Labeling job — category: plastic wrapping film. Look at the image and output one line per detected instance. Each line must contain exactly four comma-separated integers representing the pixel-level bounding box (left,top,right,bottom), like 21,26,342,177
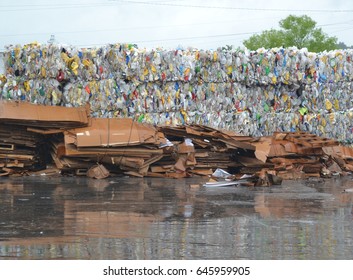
1,43,353,142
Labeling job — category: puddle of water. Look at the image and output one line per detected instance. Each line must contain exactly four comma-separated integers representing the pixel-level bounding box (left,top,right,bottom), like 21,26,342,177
0,176,353,259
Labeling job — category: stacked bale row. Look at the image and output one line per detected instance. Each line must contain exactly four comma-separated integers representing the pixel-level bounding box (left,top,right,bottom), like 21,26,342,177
1,43,353,141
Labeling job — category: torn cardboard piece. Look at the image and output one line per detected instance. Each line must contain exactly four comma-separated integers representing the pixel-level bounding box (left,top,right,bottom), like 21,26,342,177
87,164,110,179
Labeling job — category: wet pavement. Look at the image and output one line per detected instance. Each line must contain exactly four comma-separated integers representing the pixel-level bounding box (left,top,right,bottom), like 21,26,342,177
0,175,353,260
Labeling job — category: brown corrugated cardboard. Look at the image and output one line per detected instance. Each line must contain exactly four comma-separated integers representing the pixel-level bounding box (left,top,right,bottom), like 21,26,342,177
1,99,351,181
253,138,271,163
177,142,195,154
66,118,159,147
0,100,89,127
87,164,110,179
323,146,353,159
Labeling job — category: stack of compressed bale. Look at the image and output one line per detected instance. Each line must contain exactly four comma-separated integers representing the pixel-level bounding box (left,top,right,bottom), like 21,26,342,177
1,43,353,142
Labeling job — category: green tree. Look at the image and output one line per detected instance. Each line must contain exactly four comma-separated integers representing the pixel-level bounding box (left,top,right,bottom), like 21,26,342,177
243,15,338,52
337,41,353,49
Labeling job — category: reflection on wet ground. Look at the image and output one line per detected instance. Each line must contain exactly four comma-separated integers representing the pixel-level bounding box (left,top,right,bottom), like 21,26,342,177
0,175,353,259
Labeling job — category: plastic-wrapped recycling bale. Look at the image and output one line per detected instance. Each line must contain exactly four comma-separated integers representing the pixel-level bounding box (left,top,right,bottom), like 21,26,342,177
3,76,353,120
0,77,62,105
5,43,65,79
4,43,120,81
5,44,353,85
0,75,6,94
4,42,353,143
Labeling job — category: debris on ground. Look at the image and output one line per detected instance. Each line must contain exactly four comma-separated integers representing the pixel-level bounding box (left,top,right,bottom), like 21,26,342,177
1,100,353,185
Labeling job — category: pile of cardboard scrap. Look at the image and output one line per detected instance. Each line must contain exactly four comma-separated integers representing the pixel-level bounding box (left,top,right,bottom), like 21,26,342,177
0,123,44,176
0,100,89,176
321,146,353,175
252,132,343,180
155,124,262,178
3,100,353,184
50,123,353,182
49,122,270,180
50,118,167,178
157,124,280,185
157,126,353,185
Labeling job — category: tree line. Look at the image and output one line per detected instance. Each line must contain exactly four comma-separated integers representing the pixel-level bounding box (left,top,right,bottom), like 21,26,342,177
243,15,352,52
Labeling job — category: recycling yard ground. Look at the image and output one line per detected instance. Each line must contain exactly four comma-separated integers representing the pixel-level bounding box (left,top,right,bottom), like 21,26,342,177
1,175,353,260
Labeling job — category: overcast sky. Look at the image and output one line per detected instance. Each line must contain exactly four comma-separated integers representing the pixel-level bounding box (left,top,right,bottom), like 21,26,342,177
1,0,353,51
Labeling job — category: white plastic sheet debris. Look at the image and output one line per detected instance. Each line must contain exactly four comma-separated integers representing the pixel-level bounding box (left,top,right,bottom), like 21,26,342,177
2,43,353,142
212,168,234,180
